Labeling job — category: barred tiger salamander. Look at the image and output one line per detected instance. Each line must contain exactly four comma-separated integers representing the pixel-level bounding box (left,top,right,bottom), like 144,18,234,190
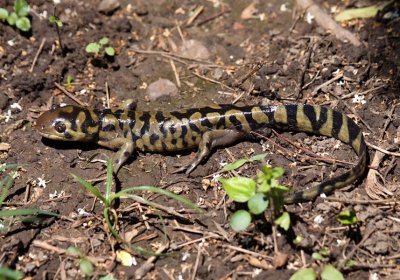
35,101,367,204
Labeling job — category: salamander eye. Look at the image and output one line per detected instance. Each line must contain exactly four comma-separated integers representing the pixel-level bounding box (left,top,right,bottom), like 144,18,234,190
54,121,66,133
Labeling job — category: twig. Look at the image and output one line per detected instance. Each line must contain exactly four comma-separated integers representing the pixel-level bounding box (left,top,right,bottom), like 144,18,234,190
186,5,204,26
192,71,234,91
54,82,86,106
296,37,315,99
232,62,263,88
380,101,399,140
270,129,355,166
105,81,110,108
169,59,181,88
134,243,169,279
339,228,376,269
311,71,343,96
190,242,203,280
324,197,398,205
126,194,190,221
222,244,274,261
295,0,361,46
252,131,355,167
340,85,386,100
366,141,400,157
195,8,230,27
131,47,233,68
30,38,46,73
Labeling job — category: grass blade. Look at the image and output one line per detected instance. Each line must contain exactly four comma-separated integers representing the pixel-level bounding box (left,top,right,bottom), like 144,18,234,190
105,159,113,204
0,208,59,217
0,175,15,206
112,186,203,213
71,173,106,203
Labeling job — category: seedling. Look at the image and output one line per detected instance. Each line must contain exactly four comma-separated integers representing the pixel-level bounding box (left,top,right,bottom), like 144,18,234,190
0,164,59,233
72,160,201,250
0,0,31,32
336,209,358,225
219,154,290,232
85,37,115,57
0,266,23,280
289,264,345,280
66,246,94,277
49,9,65,54
64,75,74,91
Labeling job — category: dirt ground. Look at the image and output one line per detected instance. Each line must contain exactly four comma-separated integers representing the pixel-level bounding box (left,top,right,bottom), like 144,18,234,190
0,0,399,279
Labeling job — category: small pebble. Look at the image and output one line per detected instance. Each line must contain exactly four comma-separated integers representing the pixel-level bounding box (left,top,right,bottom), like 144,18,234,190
98,0,120,13
146,79,178,101
177,39,211,60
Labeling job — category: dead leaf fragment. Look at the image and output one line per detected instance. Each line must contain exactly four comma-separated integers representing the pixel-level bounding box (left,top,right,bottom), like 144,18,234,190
241,1,258,20
273,252,288,268
0,142,11,151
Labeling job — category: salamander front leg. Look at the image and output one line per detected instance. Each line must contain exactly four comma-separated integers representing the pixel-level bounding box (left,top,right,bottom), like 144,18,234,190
173,129,246,174
112,140,135,174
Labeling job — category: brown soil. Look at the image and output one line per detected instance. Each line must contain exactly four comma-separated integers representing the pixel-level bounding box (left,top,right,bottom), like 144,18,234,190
1,0,399,279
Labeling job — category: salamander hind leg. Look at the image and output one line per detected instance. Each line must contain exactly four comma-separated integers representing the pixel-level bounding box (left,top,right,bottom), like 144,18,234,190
173,129,246,174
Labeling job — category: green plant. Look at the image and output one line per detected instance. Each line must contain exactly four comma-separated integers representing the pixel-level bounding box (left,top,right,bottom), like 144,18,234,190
49,10,65,54
336,209,358,225
0,164,59,233
219,155,290,232
49,15,62,27
0,0,31,32
66,246,94,277
289,264,345,280
72,160,202,245
0,266,23,280
64,75,74,90
85,37,115,57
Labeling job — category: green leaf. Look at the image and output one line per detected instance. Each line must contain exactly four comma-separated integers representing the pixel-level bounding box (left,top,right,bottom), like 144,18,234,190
14,0,29,17
85,42,101,54
336,209,358,225
0,208,59,218
105,47,115,56
249,153,268,162
271,167,284,179
16,17,31,32
230,210,251,232
99,275,117,280
66,75,73,85
0,8,9,20
0,175,15,206
219,177,256,203
79,258,94,276
270,185,288,211
311,252,323,260
334,5,381,22
247,192,268,215
274,212,290,231
7,12,18,26
105,159,113,206
293,235,304,245
222,159,249,171
99,37,109,45
345,260,357,267
0,266,23,280
49,15,63,27
66,246,82,257
71,173,106,203
321,265,344,280
113,186,203,213
289,268,317,280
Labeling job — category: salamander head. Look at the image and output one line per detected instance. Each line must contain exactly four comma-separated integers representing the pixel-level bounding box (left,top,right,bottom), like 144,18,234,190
35,105,100,142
